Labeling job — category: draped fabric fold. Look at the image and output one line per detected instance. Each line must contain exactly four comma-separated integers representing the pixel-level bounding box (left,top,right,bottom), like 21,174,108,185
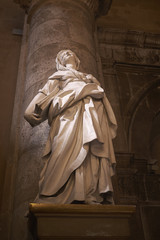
31,69,117,204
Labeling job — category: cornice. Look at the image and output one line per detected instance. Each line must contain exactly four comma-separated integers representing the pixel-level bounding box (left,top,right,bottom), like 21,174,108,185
14,0,112,16
98,28,160,49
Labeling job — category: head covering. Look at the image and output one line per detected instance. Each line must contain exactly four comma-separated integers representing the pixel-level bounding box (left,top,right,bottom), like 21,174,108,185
56,50,80,71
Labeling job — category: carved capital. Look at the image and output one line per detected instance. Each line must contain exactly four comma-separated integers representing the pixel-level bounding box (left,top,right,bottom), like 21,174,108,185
82,0,112,17
14,0,112,16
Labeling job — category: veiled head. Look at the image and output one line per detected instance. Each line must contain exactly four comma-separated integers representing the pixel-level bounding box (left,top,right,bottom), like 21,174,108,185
56,50,80,71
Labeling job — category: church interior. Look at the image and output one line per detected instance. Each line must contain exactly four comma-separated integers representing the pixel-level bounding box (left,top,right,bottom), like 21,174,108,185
0,0,160,239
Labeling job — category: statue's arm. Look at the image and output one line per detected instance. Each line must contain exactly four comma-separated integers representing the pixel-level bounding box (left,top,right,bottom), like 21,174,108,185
24,92,47,127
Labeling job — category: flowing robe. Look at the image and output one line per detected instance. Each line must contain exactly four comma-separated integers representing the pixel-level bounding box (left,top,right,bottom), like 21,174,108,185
31,70,117,204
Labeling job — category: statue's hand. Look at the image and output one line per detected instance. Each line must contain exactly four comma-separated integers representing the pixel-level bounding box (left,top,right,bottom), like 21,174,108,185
86,74,100,85
86,74,93,79
24,92,48,127
24,112,43,127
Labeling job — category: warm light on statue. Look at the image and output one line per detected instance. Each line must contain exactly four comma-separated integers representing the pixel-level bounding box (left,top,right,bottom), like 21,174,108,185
24,49,117,204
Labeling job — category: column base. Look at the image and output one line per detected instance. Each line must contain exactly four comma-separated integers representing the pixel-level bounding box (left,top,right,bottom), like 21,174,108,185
29,203,136,240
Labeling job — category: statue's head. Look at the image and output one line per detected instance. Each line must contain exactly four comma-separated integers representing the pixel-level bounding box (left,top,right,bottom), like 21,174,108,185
56,50,80,71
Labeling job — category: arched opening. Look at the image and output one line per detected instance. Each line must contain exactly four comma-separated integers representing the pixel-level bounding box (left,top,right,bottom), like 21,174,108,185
129,85,160,165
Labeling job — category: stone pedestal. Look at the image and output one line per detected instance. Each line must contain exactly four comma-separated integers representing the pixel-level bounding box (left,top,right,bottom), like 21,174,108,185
29,203,136,240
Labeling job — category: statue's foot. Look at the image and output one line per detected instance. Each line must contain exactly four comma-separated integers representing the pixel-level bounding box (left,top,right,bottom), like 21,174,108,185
85,199,101,205
100,191,114,205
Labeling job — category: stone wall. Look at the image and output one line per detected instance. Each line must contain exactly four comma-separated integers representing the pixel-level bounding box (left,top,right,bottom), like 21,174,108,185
98,27,160,240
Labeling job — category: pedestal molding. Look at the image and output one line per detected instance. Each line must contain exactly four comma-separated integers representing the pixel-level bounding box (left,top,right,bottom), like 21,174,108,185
29,203,136,215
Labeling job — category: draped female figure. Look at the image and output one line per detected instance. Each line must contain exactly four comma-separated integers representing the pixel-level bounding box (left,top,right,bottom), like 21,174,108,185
24,50,117,204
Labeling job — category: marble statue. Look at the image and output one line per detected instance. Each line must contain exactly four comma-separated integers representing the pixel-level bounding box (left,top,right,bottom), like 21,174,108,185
24,49,117,204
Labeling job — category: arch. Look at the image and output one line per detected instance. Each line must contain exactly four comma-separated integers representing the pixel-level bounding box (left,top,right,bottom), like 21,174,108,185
127,77,160,156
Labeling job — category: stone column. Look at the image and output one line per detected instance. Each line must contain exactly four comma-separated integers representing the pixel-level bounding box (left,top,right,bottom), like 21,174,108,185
7,1,112,239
